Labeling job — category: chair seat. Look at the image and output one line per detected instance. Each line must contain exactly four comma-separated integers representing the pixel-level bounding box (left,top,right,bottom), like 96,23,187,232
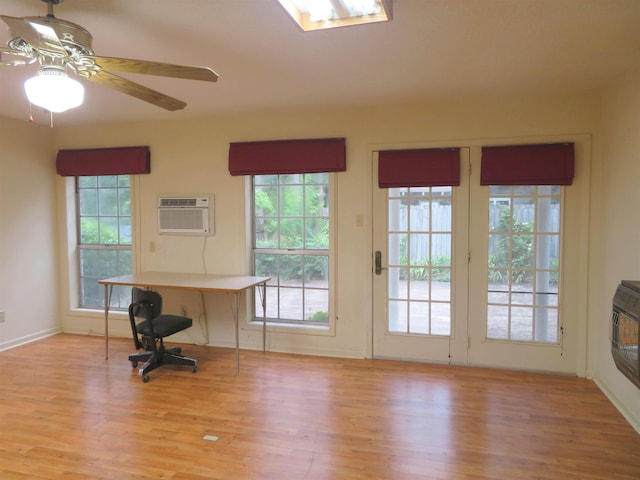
136,314,192,338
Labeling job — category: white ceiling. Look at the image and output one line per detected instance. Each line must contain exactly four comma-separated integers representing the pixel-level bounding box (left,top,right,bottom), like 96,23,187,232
1,0,640,127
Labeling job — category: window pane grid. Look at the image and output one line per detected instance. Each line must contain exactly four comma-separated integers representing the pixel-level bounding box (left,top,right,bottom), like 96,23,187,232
253,174,330,325
487,185,561,343
77,175,132,309
387,186,453,336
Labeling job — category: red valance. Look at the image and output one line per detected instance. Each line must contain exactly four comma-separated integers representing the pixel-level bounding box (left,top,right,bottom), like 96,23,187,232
481,143,574,185
56,146,151,176
378,148,460,188
228,138,346,175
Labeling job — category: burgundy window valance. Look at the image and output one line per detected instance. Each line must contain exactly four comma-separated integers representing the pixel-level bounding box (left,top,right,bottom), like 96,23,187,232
378,147,460,188
481,143,574,186
56,146,151,176
228,138,346,175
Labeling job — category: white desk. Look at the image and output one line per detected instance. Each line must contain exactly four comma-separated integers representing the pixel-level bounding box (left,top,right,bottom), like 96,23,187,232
99,272,270,374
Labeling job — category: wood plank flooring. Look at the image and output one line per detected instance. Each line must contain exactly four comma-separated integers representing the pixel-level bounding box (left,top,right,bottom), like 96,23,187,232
1,334,640,479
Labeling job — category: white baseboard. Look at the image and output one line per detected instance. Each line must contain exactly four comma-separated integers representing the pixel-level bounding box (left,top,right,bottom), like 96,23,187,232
0,327,62,352
593,376,640,435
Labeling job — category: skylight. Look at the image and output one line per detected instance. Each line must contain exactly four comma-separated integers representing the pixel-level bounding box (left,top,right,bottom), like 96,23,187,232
276,0,392,31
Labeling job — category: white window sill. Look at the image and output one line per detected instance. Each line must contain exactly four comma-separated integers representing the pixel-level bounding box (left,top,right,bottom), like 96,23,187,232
245,319,334,336
67,307,128,319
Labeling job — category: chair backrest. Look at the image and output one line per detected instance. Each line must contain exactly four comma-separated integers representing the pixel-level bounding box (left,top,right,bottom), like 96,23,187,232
130,287,163,320
129,287,163,349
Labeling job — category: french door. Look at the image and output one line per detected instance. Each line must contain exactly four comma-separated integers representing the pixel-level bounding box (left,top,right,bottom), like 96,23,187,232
372,149,470,364
372,146,580,374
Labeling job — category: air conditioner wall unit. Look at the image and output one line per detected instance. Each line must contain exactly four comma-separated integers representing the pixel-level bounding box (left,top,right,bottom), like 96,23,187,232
157,196,212,235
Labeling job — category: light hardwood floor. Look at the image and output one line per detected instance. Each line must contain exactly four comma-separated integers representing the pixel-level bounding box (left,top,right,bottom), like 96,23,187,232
1,334,639,479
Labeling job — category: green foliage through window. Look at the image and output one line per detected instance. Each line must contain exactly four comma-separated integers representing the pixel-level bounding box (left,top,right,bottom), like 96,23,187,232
488,208,534,284
253,173,330,324
77,175,132,309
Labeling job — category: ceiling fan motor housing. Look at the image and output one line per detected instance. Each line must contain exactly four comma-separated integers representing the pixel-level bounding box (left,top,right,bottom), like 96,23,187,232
8,16,94,57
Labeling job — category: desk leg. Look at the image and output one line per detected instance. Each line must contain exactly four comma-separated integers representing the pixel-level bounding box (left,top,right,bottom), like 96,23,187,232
233,291,240,374
261,282,267,353
104,284,113,360
199,291,210,345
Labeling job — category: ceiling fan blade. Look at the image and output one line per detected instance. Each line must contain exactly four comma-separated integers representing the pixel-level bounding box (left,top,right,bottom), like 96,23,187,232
84,55,218,82
87,69,187,111
0,15,67,56
0,58,27,67
0,47,33,66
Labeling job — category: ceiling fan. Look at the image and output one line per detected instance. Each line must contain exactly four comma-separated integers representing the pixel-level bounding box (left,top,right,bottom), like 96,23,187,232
0,0,218,113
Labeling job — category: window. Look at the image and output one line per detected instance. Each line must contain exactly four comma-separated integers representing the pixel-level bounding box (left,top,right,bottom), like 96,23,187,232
387,186,453,335
77,175,132,309
487,185,561,343
252,173,330,324
276,0,392,31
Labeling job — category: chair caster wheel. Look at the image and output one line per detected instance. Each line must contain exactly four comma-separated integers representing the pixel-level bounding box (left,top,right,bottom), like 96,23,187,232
192,366,197,373
142,374,150,383
131,361,138,368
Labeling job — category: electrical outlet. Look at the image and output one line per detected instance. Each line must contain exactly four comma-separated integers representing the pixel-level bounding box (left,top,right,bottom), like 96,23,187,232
180,305,187,317
0,311,5,323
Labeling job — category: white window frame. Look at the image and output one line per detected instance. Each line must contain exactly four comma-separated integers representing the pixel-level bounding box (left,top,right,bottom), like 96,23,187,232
63,175,140,314
486,185,563,344
386,186,454,337
76,174,133,310
247,174,336,336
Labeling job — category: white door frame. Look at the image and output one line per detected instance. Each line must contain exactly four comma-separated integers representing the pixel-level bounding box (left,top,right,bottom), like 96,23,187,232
368,135,590,376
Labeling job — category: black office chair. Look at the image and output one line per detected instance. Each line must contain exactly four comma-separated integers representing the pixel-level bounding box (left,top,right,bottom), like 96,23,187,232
128,287,197,382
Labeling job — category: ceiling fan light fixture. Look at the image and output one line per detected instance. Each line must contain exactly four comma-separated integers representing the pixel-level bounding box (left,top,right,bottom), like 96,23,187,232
24,67,84,113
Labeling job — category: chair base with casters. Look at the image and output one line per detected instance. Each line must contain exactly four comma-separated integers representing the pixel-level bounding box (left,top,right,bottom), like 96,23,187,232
128,287,198,383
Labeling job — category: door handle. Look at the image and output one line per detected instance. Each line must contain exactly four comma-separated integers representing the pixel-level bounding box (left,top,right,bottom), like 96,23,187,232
375,251,383,275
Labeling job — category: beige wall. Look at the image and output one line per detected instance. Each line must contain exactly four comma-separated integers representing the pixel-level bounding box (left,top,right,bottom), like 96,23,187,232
52,92,598,361
0,118,58,349
589,67,640,429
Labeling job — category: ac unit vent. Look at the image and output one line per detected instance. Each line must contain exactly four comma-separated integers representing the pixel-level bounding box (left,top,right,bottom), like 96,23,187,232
158,196,212,235
160,197,207,208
